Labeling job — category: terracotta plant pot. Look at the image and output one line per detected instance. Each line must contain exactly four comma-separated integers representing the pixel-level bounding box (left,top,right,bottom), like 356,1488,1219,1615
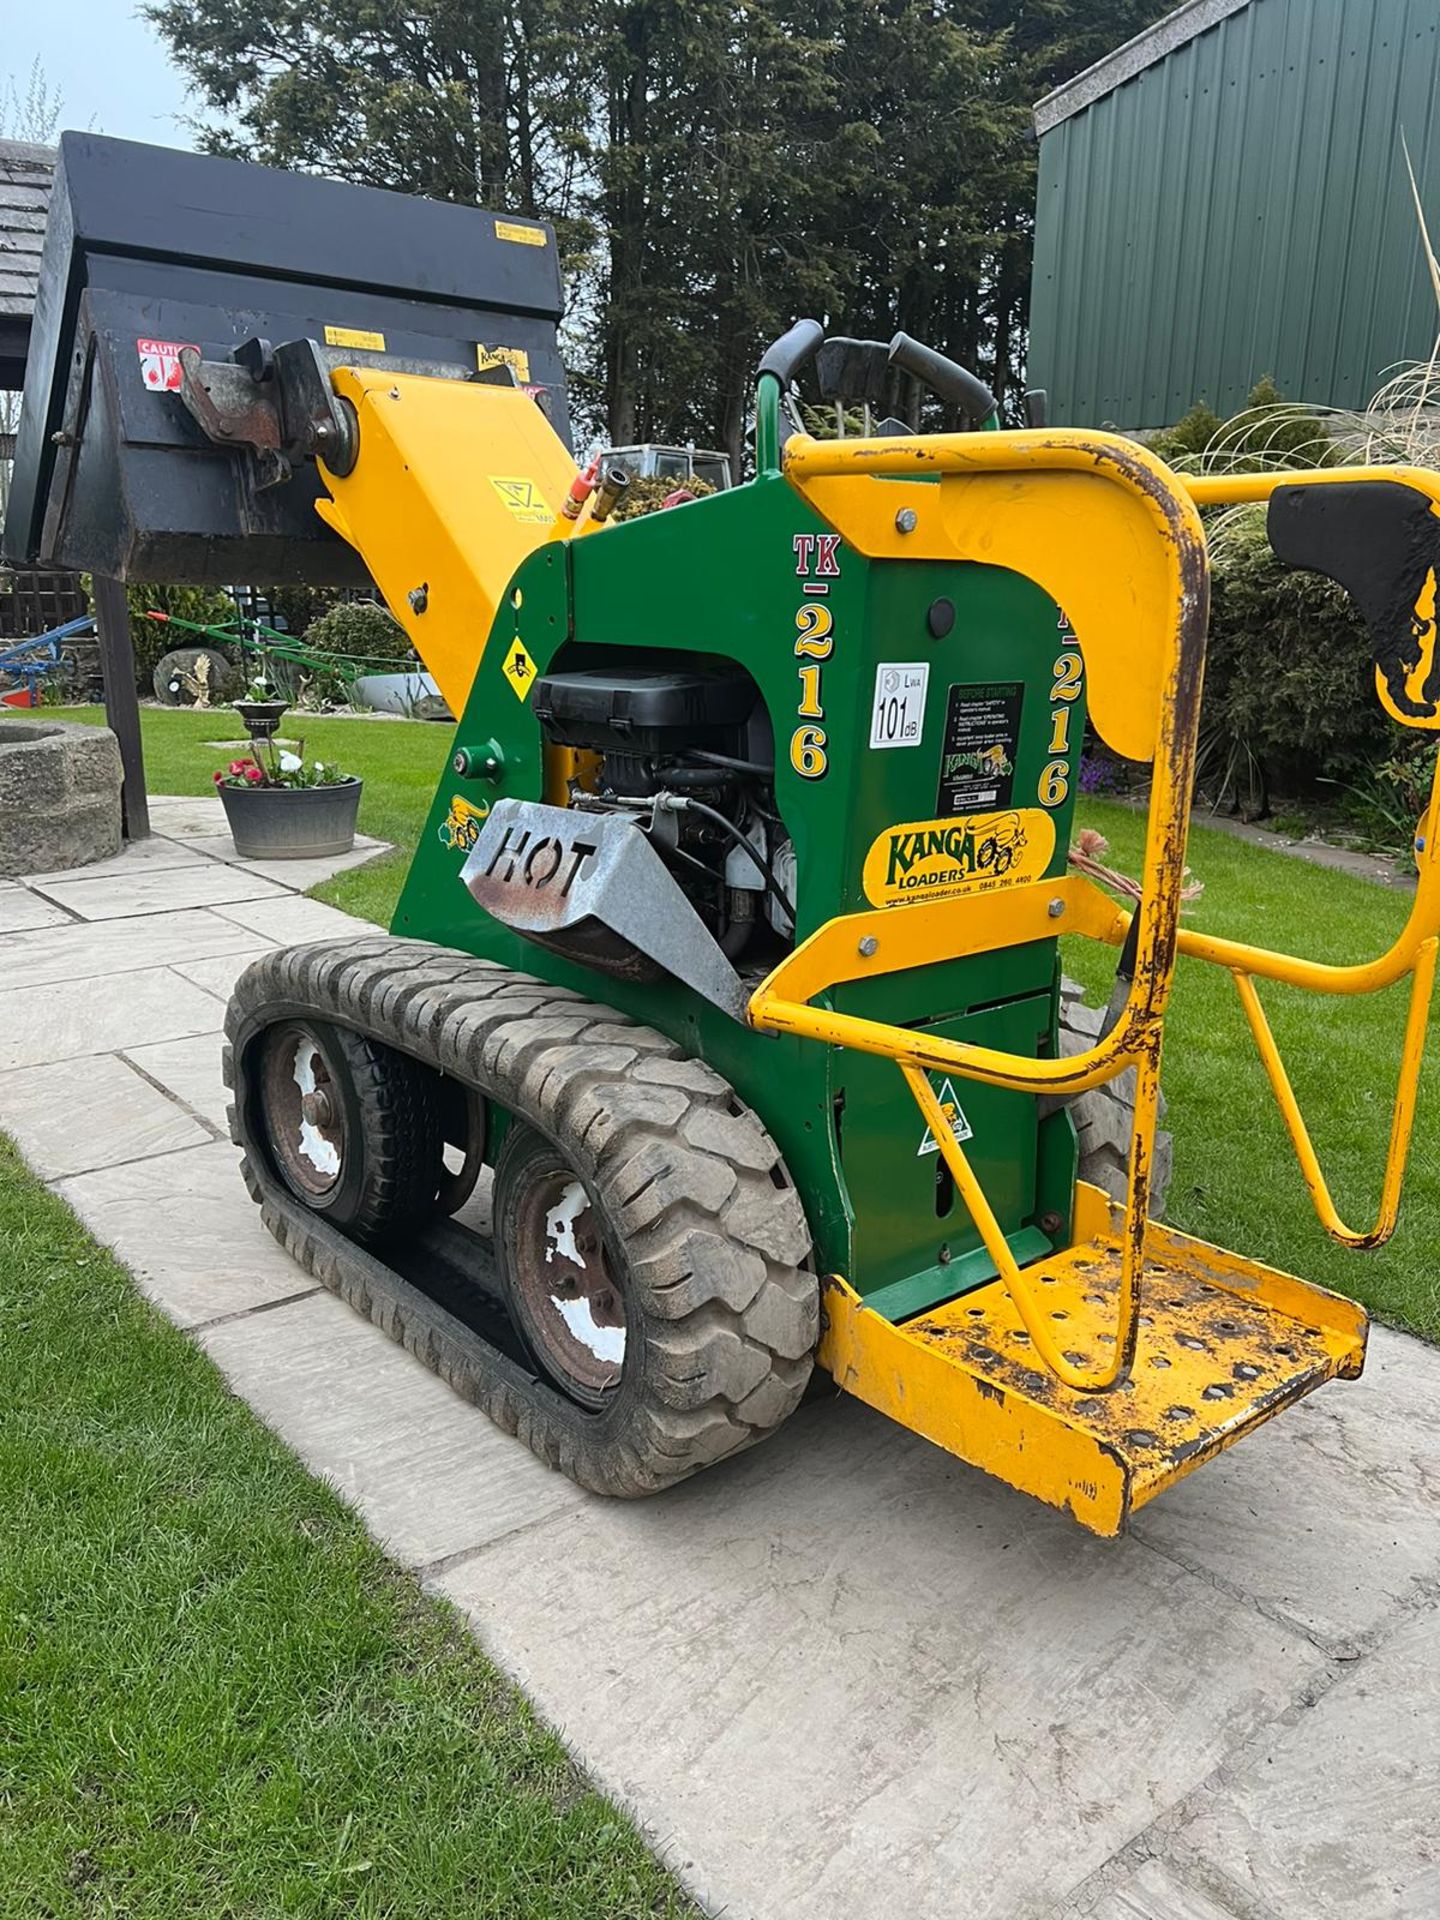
218,777,362,860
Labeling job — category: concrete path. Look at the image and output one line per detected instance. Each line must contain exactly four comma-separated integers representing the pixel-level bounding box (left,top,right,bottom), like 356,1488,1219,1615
3,804,1439,1920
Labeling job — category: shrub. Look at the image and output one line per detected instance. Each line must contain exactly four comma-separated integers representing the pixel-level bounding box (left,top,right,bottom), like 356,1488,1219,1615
126,583,238,693
263,584,343,636
303,599,413,666
1146,400,1225,470
1199,506,1387,809
1147,382,1368,814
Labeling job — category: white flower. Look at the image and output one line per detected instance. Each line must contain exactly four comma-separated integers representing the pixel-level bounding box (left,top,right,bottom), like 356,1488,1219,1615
312,760,325,772
279,751,302,773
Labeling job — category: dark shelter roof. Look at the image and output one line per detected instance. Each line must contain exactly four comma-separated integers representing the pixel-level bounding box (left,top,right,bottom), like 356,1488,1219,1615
0,139,56,390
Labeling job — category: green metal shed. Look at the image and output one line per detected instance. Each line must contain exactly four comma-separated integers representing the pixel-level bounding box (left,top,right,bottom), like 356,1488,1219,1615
1029,0,1440,429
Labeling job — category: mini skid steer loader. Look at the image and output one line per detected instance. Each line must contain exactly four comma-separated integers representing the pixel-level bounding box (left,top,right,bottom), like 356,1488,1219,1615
12,139,1440,1536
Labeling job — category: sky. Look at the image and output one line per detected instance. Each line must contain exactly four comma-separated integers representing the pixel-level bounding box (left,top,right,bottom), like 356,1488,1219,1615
4,0,197,150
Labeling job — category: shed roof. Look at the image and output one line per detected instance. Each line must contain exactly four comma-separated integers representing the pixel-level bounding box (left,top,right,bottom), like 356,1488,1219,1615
1035,0,1254,133
0,139,55,320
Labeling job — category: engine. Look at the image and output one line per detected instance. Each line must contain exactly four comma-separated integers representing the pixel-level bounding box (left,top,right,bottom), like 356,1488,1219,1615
531,658,795,968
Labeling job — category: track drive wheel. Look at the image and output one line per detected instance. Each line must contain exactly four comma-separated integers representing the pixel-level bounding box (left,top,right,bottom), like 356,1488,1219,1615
482,1049,819,1496
252,1016,442,1242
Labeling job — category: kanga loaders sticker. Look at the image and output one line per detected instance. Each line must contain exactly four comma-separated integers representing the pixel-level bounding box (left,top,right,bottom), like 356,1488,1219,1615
862,808,1055,907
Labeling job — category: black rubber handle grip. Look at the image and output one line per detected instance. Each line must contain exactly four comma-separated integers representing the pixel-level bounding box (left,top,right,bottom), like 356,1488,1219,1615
888,331,998,423
757,318,825,387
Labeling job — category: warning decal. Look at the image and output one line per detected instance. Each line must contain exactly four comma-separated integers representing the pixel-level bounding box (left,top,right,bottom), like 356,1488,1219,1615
490,476,552,525
324,324,386,352
495,220,547,247
935,680,1023,817
137,338,198,392
917,1076,974,1156
502,640,539,701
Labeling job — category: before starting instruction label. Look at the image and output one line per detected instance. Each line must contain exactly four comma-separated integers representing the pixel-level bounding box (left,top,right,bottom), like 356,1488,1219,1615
935,681,1023,816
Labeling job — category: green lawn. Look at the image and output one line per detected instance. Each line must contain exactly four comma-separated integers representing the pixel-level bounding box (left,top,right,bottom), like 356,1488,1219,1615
0,1135,690,1918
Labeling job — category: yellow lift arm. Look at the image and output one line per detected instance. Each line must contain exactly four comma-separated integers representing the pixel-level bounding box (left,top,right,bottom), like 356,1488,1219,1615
313,368,579,715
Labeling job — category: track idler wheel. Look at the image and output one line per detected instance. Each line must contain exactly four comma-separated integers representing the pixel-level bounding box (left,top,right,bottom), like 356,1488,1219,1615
254,1016,443,1241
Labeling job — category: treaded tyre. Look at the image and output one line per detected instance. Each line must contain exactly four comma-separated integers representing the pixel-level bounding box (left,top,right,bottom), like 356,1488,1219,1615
250,1015,443,1242
226,938,819,1497
1057,978,1172,1217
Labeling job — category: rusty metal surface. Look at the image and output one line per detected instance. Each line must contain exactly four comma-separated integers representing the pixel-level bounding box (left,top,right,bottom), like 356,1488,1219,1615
907,1233,1365,1511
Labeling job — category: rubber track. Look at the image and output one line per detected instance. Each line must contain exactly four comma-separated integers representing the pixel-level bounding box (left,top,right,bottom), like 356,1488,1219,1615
224,936,818,1497
1058,979,1173,1217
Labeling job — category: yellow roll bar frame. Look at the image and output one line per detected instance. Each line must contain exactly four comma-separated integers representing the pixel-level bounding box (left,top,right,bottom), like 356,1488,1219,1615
750,441,1440,1388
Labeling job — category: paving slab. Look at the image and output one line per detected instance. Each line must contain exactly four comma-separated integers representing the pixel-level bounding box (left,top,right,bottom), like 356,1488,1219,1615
0,889,72,933
169,948,276,1005
56,1139,317,1327
182,832,390,891
200,1290,583,1567
144,795,239,838
20,836,207,884
1108,1599,1440,1920
1132,1327,1440,1646
1085,1859,1254,1920
30,863,290,921
0,965,223,1070
436,1395,1322,1920
212,894,382,943
123,1032,231,1132
0,909,274,991
0,1053,211,1177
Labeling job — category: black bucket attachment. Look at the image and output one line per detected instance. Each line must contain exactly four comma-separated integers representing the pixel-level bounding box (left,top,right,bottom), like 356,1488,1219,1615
2,133,570,585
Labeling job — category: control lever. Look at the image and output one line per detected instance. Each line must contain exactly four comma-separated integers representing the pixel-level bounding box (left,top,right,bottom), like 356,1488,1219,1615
757,318,825,389
888,332,999,427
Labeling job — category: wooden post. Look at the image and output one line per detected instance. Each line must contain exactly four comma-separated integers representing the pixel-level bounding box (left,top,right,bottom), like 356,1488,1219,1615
90,573,150,840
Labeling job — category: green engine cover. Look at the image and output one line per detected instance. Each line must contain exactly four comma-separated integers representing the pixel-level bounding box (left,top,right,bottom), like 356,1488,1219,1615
396,473,1088,1319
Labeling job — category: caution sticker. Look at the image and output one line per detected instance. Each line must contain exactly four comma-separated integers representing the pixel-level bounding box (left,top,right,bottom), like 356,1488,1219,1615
495,219,547,247
136,338,198,392
490,476,552,524
324,324,386,352
502,640,538,701
477,344,532,382
917,1076,974,1156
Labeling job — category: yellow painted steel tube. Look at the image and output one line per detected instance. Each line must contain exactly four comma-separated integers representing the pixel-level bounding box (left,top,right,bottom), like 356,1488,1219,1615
903,1042,1163,1391
1175,826,1440,993
1182,463,1440,508
1231,938,1438,1249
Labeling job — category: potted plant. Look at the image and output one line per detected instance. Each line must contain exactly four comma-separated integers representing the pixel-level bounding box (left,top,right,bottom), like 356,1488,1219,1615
232,670,290,741
213,736,362,860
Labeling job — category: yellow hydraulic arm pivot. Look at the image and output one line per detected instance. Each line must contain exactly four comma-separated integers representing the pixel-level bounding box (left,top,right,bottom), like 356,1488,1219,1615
312,368,579,715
